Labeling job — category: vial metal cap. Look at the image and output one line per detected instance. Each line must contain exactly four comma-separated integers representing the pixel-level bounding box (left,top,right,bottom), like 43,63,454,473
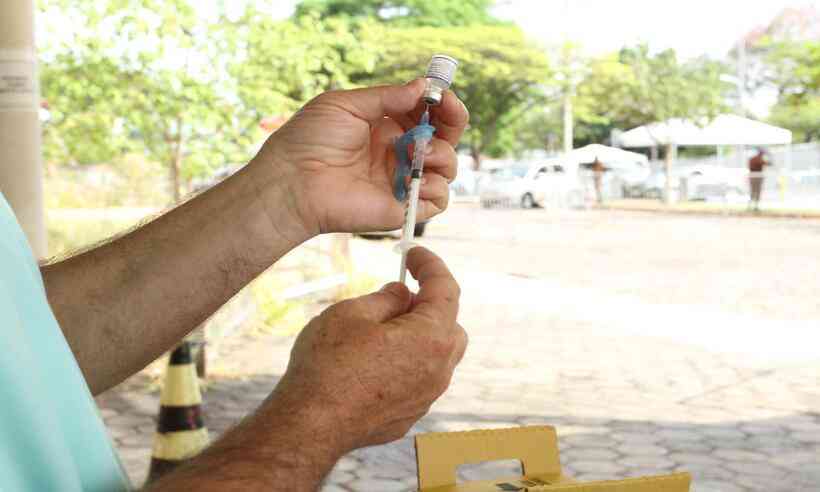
423,55,459,105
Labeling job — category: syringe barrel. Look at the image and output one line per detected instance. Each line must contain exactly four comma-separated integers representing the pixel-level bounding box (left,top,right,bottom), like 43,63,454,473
410,137,431,172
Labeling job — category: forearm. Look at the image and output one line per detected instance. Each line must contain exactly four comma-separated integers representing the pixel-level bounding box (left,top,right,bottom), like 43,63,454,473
144,387,342,492
42,158,313,394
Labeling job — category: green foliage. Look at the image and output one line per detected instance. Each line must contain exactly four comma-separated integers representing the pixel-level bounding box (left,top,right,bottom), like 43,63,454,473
363,24,551,165
506,45,731,151
39,0,742,184
615,45,730,133
765,41,820,142
250,273,308,336
39,0,255,202
295,0,498,27
46,212,141,258
232,12,381,118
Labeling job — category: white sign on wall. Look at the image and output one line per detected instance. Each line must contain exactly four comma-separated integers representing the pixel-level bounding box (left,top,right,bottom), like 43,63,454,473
0,49,38,112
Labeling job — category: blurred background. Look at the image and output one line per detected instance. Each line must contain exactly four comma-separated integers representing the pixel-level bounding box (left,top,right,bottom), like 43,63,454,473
12,0,820,490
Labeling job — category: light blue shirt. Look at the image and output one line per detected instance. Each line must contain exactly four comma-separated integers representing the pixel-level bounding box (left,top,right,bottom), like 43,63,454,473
0,193,130,491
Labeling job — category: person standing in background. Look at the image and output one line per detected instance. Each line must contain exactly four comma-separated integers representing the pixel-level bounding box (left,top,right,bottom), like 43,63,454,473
591,156,606,205
748,148,770,212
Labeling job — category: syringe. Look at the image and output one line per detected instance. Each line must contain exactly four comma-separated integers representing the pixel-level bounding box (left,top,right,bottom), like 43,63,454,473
398,109,432,284
395,54,458,284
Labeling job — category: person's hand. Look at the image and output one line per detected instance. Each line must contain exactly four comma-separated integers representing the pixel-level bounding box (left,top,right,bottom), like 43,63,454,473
267,247,467,454
256,80,469,235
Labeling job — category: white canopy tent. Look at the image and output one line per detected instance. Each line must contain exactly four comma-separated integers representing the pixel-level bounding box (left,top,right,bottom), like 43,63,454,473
615,115,793,203
565,144,649,170
616,114,792,147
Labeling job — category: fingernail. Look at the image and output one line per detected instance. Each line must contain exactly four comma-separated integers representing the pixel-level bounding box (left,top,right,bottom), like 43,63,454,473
421,177,428,185
424,144,434,155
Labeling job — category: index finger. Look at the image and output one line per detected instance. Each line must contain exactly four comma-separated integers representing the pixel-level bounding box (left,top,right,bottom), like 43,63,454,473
406,247,460,325
429,90,469,147
395,88,469,146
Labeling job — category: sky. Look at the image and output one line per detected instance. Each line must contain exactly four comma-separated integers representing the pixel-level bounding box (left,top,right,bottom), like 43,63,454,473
492,0,820,59
264,0,818,115
269,0,819,59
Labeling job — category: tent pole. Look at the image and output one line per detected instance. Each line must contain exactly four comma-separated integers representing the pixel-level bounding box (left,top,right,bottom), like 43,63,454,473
664,143,676,205
0,0,46,257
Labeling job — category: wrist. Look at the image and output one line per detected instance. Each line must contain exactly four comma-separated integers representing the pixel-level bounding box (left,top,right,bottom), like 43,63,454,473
245,151,319,246
253,384,348,475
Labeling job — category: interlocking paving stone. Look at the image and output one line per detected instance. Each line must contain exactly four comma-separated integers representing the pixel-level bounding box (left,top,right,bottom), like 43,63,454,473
96,209,820,492
346,478,409,491
616,443,668,456
693,480,745,492
562,448,619,461
618,455,676,469
570,461,626,474
712,449,769,462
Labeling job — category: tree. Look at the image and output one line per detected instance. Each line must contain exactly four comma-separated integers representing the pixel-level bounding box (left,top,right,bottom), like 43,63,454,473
619,46,730,201
361,24,551,168
230,12,381,121
287,0,551,168
766,41,820,142
39,0,253,203
294,0,498,27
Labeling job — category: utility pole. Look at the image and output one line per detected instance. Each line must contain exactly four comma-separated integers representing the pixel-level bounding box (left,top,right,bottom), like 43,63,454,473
562,90,573,153
736,35,748,168
561,0,573,153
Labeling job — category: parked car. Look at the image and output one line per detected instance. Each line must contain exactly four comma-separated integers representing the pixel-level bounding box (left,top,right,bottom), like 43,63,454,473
685,165,746,201
479,163,556,209
617,167,653,198
642,165,745,201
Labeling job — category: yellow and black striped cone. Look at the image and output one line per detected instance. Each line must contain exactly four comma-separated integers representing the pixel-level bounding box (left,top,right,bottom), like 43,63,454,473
145,341,209,484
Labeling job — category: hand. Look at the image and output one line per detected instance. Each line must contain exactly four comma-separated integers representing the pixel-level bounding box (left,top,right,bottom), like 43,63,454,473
257,80,469,235
268,247,467,454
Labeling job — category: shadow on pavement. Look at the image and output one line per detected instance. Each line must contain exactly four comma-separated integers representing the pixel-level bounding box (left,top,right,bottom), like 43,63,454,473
98,374,820,492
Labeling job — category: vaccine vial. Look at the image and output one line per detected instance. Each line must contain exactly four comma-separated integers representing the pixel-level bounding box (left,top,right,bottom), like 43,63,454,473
422,55,459,106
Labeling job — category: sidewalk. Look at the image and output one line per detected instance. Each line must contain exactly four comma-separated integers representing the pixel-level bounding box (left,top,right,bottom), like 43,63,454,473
97,272,820,492
600,199,820,219
97,208,820,491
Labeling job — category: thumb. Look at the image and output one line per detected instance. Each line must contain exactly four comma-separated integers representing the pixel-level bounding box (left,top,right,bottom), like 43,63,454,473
351,282,413,323
318,79,425,126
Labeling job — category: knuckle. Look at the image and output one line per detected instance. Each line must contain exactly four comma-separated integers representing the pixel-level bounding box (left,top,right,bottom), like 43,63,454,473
313,90,339,104
447,281,462,302
387,421,414,442
428,331,457,358
430,370,452,397
460,325,469,350
322,300,351,322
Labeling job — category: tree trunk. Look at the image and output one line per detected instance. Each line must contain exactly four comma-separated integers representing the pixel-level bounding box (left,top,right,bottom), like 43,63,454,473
664,143,674,205
562,92,573,153
169,126,184,204
470,145,481,171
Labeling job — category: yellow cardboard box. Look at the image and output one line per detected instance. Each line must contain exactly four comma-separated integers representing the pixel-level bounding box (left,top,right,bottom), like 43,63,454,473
415,426,690,492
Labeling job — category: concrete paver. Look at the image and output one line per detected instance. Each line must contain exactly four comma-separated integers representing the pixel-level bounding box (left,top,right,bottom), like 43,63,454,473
96,207,820,491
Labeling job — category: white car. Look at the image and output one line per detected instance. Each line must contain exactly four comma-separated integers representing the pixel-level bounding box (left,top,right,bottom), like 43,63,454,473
643,165,745,201
685,165,746,201
478,164,545,209
479,162,581,209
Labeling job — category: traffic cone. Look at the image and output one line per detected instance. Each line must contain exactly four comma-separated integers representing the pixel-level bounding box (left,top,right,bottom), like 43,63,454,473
145,341,209,484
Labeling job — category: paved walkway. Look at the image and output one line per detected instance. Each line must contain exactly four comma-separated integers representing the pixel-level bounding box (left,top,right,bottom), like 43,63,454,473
97,208,820,491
